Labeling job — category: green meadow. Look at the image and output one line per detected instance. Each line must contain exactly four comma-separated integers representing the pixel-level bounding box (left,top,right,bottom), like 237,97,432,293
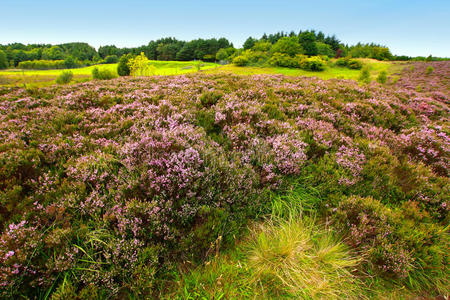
0,60,220,86
0,58,405,87
206,58,405,80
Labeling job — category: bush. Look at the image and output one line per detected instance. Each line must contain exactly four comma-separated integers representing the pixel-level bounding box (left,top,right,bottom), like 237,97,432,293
333,196,414,278
335,58,348,67
117,54,133,76
425,65,434,75
299,56,326,71
232,50,268,67
18,60,67,70
92,67,117,80
359,66,371,83
347,59,363,69
268,53,300,68
55,71,73,84
335,58,363,69
64,56,78,68
376,70,388,84
232,55,248,66
105,55,119,64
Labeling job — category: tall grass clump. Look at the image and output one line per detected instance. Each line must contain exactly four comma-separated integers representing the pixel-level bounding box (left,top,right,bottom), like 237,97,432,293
376,70,388,84
55,71,73,84
247,203,361,299
171,196,364,299
92,67,117,80
359,66,371,84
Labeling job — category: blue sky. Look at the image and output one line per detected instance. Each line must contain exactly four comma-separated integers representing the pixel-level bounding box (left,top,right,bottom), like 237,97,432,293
2,0,449,57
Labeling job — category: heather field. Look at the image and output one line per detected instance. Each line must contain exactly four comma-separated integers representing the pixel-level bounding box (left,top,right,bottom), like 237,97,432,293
0,62,449,298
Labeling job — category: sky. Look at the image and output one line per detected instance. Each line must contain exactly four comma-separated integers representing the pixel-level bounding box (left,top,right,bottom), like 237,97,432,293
1,0,449,57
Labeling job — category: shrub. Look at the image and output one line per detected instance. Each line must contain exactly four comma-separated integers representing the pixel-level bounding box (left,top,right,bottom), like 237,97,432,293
105,55,119,64
376,70,388,84
18,60,67,70
128,52,150,76
335,57,348,67
92,67,117,80
359,66,371,83
299,56,326,71
334,58,363,69
425,65,434,75
117,53,133,76
232,55,248,66
333,196,414,278
55,71,73,84
347,59,363,69
64,56,78,68
268,53,299,68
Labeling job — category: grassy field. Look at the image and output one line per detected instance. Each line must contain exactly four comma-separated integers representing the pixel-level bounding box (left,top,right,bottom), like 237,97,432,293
0,60,220,87
206,58,405,80
0,58,404,87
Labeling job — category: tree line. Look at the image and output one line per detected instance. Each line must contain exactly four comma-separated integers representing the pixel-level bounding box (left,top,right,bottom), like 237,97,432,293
0,31,447,70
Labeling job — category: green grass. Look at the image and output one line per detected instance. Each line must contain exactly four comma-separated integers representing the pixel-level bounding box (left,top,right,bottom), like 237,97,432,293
0,60,220,87
166,194,364,299
165,190,424,300
206,58,405,81
0,58,404,87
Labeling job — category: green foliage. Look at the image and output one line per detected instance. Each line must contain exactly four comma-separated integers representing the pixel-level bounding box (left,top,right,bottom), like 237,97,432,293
170,198,363,299
104,55,119,64
18,60,68,70
252,41,272,52
333,196,449,293
243,37,257,50
232,50,268,66
0,50,8,69
232,55,249,66
55,71,73,84
425,65,434,75
216,47,236,62
128,52,150,76
199,91,223,107
117,54,133,76
359,66,371,83
298,31,318,56
348,43,392,60
316,42,335,57
376,70,388,84
299,56,326,71
335,58,363,69
271,37,303,57
268,53,300,68
63,56,77,68
92,67,117,80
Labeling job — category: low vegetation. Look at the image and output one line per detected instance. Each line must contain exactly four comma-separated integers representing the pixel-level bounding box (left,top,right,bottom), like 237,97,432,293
0,60,448,298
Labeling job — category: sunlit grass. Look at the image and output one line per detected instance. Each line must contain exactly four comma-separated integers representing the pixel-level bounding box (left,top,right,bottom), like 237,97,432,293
206,58,406,81
0,60,220,87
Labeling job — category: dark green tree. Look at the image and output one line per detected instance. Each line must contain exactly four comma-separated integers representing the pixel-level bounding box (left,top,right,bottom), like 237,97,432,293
299,31,318,56
117,54,133,76
243,37,257,50
0,50,8,69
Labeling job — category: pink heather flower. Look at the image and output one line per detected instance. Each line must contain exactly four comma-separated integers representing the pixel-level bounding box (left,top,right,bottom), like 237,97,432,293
5,251,15,259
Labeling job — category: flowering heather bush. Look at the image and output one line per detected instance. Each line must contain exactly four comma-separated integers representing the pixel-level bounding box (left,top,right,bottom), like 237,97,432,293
0,62,449,297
